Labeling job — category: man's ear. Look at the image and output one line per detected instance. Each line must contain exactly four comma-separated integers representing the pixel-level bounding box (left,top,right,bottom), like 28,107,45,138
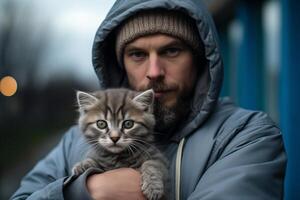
133,89,154,111
76,91,98,111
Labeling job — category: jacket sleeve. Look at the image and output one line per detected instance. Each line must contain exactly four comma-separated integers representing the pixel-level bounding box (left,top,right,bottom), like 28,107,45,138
10,126,94,200
187,121,287,200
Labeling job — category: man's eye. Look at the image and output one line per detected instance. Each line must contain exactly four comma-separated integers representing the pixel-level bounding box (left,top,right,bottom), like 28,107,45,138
164,48,181,57
129,51,147,61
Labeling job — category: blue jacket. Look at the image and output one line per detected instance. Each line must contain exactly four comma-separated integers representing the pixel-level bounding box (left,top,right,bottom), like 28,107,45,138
11,0,286,199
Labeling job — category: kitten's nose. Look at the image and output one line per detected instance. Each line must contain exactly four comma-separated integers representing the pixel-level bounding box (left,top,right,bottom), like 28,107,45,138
110,136,120,143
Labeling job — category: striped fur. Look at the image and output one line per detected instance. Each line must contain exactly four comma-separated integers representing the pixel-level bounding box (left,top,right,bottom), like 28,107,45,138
73,88,168,200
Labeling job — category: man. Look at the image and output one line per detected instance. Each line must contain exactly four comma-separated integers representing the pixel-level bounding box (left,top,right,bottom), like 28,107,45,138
11,0,286,199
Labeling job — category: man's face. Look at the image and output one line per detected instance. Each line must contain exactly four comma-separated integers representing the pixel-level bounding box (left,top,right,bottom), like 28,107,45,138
123,34,198,132
123,34,197,109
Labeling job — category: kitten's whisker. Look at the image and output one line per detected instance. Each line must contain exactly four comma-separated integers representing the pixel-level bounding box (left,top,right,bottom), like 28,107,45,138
131,138,156,148
131,142,152,160
132,137,162,147
86,144,99,155
126,144,135,156
131,140,149,149
130,144,149,160
73,139,99,156
130,137,151,144
129,144,138,153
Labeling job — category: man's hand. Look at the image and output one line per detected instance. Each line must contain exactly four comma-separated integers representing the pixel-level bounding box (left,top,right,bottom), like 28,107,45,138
86,168,147,200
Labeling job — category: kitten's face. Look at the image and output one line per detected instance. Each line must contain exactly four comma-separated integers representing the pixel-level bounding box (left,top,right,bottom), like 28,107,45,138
77,89,155,154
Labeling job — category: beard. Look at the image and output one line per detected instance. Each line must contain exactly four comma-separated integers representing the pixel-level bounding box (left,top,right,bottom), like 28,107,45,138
144,80,194,136
153,95,191,134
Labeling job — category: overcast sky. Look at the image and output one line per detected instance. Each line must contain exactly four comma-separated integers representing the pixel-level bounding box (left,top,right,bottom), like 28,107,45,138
22,0,116,87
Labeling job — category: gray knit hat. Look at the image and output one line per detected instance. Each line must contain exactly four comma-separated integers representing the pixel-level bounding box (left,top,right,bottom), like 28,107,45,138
115,10,201,65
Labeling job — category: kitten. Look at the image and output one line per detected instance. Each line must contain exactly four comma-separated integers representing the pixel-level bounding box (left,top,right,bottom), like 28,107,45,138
73,88,168,200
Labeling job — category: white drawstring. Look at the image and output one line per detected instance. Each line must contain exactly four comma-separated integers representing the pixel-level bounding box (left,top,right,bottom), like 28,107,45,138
175,137,185,200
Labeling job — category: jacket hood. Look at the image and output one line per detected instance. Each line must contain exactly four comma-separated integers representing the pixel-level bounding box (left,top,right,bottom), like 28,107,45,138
92,0,223,142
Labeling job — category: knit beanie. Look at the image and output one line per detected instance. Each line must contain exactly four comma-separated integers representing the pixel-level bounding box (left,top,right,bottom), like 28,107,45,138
115,10,201,65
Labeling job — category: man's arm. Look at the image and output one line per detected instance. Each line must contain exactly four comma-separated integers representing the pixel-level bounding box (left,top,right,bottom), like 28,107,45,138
11,126,146,200
187,122,286,200
10,126,93,200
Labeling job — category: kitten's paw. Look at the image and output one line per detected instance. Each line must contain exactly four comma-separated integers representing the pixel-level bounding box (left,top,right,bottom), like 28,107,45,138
72,162,85,176
72,158,97,176
141,178,164,200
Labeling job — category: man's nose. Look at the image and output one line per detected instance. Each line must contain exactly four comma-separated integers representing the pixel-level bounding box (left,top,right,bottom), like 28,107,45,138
146,54,164,80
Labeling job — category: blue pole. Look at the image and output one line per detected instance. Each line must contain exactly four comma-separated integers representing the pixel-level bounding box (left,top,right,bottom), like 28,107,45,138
280,0,300,199
236,1,264,110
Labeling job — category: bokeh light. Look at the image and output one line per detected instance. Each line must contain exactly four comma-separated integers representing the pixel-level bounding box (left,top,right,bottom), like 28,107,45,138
0,76,18,96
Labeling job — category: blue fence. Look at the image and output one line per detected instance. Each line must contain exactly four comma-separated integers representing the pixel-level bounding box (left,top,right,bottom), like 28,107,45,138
280,0,300,199
219,0,300,199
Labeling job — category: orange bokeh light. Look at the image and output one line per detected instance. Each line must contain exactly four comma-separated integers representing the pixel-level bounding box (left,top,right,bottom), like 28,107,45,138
0,76,18,96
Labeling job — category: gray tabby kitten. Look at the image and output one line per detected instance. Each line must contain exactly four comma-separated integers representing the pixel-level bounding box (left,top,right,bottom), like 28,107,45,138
73,88,168,200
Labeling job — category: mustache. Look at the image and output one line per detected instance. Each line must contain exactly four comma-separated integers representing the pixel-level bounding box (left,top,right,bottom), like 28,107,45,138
142,81,178,92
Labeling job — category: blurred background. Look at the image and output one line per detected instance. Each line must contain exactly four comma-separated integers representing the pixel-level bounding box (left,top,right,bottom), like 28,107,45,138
0,0,299,199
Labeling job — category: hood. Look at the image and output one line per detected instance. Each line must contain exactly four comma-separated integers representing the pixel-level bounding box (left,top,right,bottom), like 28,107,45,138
92,0,223,142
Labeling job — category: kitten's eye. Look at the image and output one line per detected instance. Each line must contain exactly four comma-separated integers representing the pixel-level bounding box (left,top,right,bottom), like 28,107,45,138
96,120,107,129
123,120,134,129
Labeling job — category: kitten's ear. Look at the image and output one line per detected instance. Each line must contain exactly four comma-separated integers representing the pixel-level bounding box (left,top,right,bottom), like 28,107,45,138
76,91,98,110
133,89,154,111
